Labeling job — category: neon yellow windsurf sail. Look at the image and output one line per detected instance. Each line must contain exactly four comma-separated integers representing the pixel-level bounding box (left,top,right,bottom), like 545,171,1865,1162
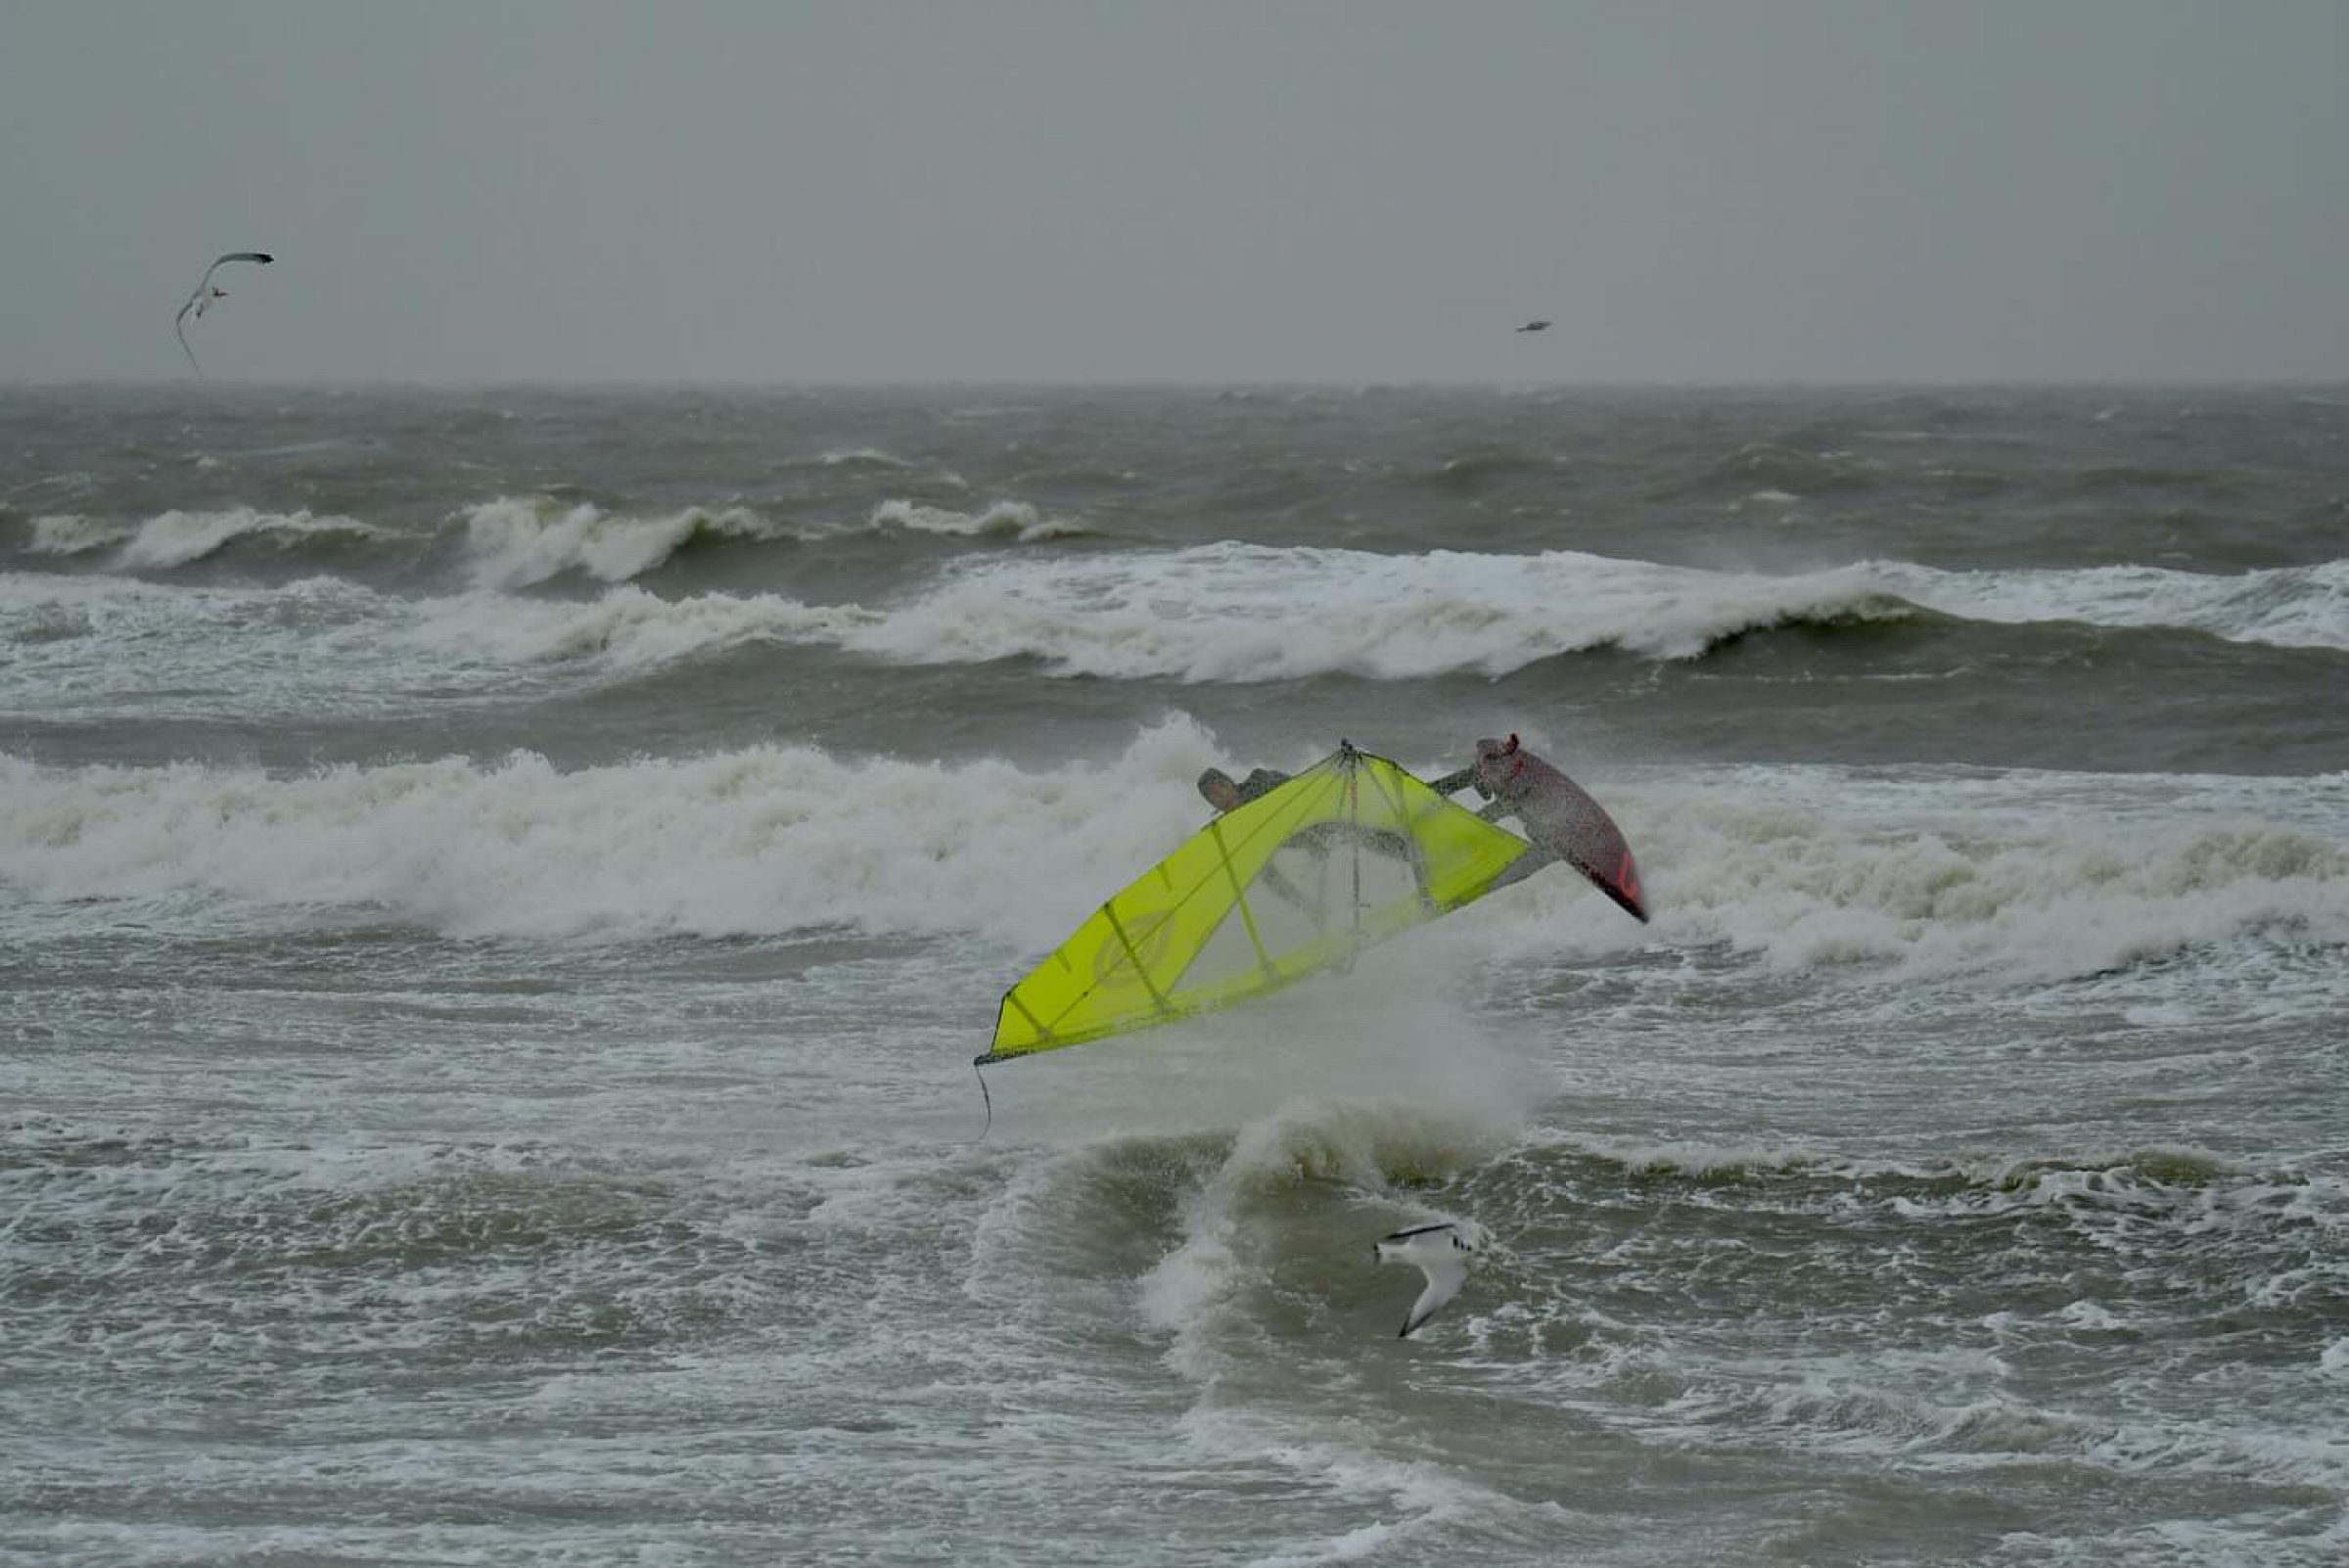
981,743,1533,1063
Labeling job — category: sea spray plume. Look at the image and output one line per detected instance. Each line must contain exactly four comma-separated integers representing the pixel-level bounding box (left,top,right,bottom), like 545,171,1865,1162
1132,1096,1517,1378
174,252,273,374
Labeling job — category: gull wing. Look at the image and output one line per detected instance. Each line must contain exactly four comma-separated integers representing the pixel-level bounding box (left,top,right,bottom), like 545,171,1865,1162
1376,1222,1473,1338
197,251,275,289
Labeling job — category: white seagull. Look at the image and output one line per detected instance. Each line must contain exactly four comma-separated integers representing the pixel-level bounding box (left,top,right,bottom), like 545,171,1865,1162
175,252,275,374
1373,1221,1480,1338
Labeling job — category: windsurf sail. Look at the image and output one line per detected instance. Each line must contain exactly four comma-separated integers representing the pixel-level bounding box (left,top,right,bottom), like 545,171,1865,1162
981,742,1534,1064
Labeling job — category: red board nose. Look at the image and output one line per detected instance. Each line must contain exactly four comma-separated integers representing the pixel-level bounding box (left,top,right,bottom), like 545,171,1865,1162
1615,853,1648,922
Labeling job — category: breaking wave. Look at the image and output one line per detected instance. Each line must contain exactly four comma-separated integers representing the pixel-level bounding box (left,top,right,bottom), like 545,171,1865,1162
451,495,788,588
400,547,2349,683
4,728,2340,978
441,492,1091,586
30,508,381,570
868,497,1094,542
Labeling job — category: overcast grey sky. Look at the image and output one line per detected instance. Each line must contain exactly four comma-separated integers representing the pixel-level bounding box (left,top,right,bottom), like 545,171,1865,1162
3,2,2343,384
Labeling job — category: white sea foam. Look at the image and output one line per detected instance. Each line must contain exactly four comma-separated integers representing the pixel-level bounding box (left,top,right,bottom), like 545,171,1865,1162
1590,790,2349,991
0,572,540,720
1135,1094,1515,1397
27,513,127,555
0,569,191,611
1171,1407,1514,1565
2,468,95,502
1263,1100,1499,1189
0,720,1237,945
815,446,915,468
405,580,860,669
1876,557,2349,653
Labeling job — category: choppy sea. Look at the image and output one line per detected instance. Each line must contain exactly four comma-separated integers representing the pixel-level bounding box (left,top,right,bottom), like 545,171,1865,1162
4,383,2346,1567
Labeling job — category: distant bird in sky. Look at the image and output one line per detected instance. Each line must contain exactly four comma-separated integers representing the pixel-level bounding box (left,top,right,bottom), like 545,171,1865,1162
1374,1221,1481,1338
175,252,274,374
1516,319,1551,333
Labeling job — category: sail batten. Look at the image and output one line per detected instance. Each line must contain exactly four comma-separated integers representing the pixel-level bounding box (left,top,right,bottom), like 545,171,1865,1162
980,745,1531,1063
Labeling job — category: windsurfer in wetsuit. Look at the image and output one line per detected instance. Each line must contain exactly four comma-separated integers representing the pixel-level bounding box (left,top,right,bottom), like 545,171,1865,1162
1195,766,1291,813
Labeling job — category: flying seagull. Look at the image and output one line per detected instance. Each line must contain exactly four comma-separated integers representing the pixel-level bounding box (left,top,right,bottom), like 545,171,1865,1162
1516,319,1551,333
1373,1221,1479,1338
175,252,274,374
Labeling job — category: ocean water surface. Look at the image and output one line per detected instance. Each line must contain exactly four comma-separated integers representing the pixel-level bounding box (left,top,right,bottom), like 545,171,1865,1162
4,383,2346,1566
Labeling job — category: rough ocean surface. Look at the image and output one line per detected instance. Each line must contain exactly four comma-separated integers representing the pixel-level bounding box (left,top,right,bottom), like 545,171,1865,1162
5,384,2346,1567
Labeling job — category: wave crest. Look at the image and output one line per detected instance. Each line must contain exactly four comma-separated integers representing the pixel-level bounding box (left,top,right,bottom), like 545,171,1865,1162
0,722,1245,946
869,497,1093,542
453,495,784,588
33,508,377,570
398,546,2349,689
1609,782,2349,983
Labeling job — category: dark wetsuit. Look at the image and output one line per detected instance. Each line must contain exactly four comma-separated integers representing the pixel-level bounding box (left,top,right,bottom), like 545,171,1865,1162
1229,767,1291,805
